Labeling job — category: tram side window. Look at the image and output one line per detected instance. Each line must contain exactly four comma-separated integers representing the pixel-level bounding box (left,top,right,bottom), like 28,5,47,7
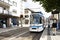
40,17,42,24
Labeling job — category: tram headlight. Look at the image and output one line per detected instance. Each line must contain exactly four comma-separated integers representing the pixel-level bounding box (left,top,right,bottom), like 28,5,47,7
39,26,42,28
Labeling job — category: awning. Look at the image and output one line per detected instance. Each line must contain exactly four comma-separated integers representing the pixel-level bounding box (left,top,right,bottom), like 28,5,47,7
0,14,19,18
52,10,59,14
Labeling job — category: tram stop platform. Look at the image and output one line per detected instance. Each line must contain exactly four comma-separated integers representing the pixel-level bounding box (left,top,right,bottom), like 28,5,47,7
39,27,60,40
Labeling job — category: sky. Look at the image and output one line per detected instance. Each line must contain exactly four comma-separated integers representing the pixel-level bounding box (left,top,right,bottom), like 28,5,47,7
24,0,51,18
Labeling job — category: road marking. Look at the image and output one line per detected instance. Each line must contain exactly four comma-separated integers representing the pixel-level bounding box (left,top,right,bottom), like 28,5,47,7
9,31,29,40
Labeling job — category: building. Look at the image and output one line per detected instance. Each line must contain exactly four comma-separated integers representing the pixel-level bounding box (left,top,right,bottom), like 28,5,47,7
0,0,22,28
52,10,59,20
0,0,13,28
20,8,32,27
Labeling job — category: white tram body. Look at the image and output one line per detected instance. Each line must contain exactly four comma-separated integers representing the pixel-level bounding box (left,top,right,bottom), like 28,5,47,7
30,12,44,32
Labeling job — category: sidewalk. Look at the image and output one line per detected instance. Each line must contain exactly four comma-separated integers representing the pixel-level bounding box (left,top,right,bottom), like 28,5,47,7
0,26,21,33
39,28,47,40
39,27,60,40
50,29,60,40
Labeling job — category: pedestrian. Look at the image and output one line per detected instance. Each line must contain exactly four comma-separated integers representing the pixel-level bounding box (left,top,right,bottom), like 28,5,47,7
52,19,57,35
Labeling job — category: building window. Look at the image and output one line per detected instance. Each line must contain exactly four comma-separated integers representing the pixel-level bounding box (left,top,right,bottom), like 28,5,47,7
22,0,27,2
13,9,17,13
25,15,29,18
0,0,4,1
25,19,29,24
25,10,29,13
13,1,17,6
8,0,10,2
3,8,5,10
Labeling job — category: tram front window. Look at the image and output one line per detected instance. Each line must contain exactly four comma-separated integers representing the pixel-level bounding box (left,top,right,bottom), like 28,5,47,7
30,17,42,24
31,18,40,24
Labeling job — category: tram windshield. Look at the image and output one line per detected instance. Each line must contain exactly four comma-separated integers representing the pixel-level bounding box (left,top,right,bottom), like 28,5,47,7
30,14,42,24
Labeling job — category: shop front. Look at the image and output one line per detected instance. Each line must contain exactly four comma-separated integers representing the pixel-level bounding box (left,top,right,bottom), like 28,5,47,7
0,18,7,28
12,18,19,27
0,14,19,28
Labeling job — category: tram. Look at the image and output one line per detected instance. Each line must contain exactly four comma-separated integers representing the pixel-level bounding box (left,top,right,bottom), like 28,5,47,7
30,12,45,32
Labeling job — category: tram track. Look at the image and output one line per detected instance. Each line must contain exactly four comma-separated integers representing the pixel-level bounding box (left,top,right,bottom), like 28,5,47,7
0,27,29,40
0,27,43,40
20,31,43,40
32,32,43,40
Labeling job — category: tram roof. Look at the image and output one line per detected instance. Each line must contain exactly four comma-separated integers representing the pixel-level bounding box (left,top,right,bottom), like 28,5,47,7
32,12,43,16
32,13,43,18
32,12,43,14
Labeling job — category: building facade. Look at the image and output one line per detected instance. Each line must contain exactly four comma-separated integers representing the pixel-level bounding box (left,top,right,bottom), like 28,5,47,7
22,9,32,27
19,8,32,27
0,0,22,28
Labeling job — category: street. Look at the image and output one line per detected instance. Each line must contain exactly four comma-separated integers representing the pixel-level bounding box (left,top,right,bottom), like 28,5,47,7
0,0,60,40
0,27,43,40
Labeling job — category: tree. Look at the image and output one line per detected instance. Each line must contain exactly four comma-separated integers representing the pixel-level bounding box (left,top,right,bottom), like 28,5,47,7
33,0,60,13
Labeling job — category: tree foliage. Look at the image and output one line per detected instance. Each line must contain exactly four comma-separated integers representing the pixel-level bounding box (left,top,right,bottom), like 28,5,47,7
33,0,60,12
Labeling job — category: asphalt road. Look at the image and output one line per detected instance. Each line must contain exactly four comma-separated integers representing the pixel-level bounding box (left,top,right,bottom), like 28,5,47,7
0,27,43,40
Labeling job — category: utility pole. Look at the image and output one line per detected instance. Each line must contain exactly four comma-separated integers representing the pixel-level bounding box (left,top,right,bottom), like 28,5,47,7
20,15,23,27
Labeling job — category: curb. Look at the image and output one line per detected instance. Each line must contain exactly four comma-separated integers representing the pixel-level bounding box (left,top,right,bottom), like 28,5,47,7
39,28,47,40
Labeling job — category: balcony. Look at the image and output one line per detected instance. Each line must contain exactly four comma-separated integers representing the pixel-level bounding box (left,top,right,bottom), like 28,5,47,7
0,7,18,18
0,9,14,18
0,7,11,16
0,0,13,7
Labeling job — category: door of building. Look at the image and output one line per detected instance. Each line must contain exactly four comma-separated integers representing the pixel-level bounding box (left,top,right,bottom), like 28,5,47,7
0,18,7,28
